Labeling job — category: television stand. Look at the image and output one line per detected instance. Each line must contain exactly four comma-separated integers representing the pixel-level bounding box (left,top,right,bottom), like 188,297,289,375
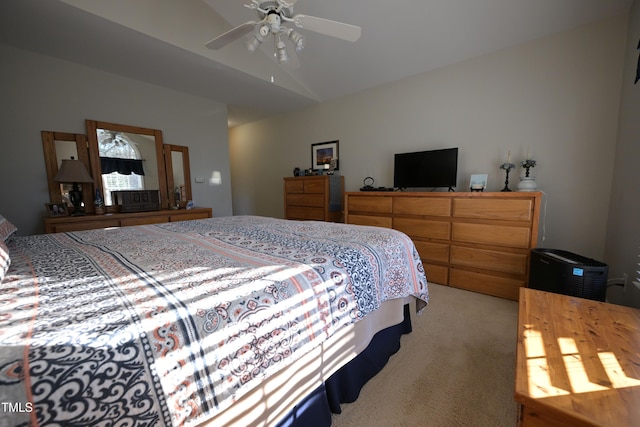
448,187,455,192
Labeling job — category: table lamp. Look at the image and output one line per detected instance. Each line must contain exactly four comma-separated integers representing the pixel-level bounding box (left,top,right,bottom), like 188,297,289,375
54,157,94,215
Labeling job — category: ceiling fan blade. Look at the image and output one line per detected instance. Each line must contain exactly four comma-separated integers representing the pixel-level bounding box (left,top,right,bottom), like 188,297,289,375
293,15,361,42
205,21,256,50
277,0,298,7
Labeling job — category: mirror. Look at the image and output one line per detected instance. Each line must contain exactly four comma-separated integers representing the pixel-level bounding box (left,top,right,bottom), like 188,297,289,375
41,131,94,213
86,120,167,211
164,145,192,208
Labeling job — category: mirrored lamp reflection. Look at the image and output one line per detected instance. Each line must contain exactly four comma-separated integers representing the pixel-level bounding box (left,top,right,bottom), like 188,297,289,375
54,157,93,215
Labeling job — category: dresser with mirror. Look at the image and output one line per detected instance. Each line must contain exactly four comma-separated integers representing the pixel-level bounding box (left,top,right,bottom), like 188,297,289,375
42,120,211,233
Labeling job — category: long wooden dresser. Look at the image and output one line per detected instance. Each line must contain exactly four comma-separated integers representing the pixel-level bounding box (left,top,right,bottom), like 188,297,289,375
44,207,212,233
344,191,542,300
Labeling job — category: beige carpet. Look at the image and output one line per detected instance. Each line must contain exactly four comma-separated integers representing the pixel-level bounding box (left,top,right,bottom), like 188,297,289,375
331,283,519,427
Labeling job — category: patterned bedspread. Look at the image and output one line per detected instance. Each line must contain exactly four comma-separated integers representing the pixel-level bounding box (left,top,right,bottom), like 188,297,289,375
0,216,428,426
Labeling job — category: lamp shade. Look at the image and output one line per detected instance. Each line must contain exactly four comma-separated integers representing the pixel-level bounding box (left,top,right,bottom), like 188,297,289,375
54,159,94,183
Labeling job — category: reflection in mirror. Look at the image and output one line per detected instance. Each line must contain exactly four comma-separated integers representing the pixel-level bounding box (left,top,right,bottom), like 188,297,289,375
171,151,185,203
54,140,79,207
164,145,192,208
97,129,157,205
86,120,167,211
41,131,93,212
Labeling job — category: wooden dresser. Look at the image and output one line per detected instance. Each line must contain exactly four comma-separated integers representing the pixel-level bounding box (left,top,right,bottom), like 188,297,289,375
515,288,640,426
44,207,212,233
344,191,542,300
283,176,344,222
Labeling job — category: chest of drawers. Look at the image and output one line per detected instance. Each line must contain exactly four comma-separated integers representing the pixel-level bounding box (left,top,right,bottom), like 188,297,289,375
283,176,344,222
345,191,542,300
44,207,213,233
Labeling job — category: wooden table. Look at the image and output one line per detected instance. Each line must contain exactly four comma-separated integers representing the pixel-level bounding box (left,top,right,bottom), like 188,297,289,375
515,288,640,426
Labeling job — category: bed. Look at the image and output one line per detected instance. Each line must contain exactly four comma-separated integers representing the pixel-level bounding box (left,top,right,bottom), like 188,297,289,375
0,214,428,426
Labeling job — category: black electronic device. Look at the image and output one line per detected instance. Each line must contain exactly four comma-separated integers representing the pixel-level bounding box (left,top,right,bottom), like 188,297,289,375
529,248,608,302
360,176,375,191
393,147,458,190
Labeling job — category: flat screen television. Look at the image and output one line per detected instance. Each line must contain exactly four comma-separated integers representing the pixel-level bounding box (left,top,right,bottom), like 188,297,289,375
393,147,458,190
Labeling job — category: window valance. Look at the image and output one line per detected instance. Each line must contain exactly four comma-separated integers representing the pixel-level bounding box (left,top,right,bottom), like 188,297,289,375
100,157,145,176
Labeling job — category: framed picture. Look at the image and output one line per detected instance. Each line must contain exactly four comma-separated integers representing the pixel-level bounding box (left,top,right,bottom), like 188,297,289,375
311,140,339,171
469,174,488,191
45,203,69,217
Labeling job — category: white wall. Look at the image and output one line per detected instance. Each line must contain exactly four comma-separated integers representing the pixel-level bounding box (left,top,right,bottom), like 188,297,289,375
0,44,233,236
230,15,628,262
605,1,640,307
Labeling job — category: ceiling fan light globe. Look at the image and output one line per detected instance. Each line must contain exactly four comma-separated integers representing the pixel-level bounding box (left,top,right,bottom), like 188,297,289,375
245,36,261,53
258,24,270,38
289,30,305,52
276,46,289,63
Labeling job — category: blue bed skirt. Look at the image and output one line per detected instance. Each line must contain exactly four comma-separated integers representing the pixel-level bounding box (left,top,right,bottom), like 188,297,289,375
276,304,413,427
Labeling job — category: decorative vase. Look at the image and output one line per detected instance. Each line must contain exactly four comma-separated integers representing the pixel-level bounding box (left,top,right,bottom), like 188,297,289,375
518,177,537,192
94,189,105,214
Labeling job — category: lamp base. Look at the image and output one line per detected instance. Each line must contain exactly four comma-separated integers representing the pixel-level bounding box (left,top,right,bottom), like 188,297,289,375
69,185,85,215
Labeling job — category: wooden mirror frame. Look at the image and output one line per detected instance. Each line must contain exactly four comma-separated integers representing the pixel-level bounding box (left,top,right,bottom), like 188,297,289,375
164,144,192,208
86,120,168,212
42,131,94,213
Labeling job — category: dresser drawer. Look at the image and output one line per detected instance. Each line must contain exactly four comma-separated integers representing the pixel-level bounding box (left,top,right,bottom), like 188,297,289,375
302,180,325,193
53,219,121,232
121,215,168,226
393,217,450,240
394,197,451,217
449,268,523,300
347,214,392,228
424,263,448,285
287,194,325,208
452,198,533,221
170,211,211,222
450,246,527,275
452,222,531,248
286,206,325,221
347,195,392,214
285,180,305,193
414,241,450,263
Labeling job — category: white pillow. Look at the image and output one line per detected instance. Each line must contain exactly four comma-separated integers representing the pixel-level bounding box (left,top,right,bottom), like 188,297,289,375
0,240,9,283
0,214,17,242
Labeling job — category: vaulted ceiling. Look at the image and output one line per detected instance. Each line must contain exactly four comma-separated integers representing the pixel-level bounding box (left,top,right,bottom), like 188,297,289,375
0,0,632,126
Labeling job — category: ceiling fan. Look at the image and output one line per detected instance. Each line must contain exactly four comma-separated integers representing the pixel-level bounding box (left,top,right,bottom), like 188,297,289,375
205,0,361,64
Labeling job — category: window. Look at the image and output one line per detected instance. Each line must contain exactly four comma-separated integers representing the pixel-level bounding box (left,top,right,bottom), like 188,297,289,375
97,130,144,205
